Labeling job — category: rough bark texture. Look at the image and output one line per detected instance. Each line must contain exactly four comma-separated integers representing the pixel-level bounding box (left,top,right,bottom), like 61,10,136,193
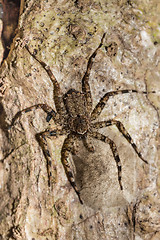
0,0,160,239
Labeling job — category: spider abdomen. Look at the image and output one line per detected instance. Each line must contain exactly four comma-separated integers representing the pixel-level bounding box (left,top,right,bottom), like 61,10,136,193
69,115,89,134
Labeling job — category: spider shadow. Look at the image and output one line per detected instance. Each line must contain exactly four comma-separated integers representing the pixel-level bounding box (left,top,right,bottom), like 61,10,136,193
72,137,128,210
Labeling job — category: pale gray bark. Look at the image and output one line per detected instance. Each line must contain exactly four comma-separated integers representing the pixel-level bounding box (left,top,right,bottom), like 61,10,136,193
0,0,160,239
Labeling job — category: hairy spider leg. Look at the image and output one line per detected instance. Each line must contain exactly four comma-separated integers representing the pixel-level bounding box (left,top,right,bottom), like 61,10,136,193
92,120,148,164
61,133,83,204
10,104,56,127
82,135,95,152
91,89,150,121
90,131,123,190
25,46,66,122
81,33,106,113
36,128,67,187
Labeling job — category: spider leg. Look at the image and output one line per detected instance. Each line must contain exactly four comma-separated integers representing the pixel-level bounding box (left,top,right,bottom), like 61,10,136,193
89,131,123,190
71,145,77,155
25,46,66,121
82,33,106,113
61,133,83,204
10,104,57,127
91,89,151,121
92,120,148,164
82,134,95,152
36,128,66,187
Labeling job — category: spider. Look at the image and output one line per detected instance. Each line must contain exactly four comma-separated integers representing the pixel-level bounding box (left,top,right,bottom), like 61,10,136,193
10,33,149,204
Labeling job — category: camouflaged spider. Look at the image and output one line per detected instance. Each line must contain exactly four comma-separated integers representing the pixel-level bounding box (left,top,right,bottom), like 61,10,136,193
11,33,149,204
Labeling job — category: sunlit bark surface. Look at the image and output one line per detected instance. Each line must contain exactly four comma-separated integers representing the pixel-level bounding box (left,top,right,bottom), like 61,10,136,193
0,0,160,239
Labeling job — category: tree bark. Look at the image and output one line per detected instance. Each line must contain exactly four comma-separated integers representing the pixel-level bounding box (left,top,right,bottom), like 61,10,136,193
0,0,160,239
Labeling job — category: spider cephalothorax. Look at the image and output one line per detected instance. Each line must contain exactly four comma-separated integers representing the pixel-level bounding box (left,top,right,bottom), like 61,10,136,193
11,33,149,204
63,89,90,135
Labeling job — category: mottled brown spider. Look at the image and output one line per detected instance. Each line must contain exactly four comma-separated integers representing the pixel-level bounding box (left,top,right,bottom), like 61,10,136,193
11,33,149,204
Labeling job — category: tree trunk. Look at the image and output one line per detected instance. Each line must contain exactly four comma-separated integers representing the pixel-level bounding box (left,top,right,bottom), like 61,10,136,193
0,0,160,239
